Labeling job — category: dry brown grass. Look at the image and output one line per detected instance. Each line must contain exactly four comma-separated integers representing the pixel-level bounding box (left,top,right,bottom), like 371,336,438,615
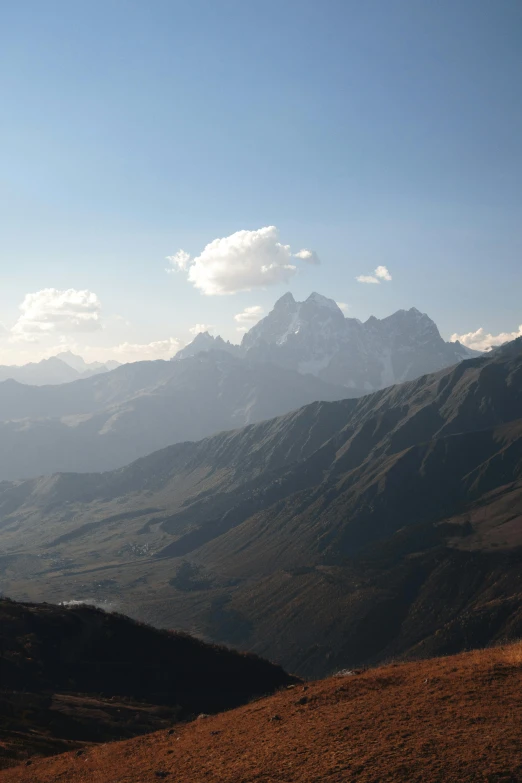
2,644,522,783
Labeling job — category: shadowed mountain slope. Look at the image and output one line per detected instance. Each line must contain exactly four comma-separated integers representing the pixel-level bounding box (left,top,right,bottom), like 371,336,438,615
0,340,521,677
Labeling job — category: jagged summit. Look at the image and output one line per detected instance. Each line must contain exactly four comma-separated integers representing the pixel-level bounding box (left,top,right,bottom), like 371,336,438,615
239,292,475,390
173,291,484,391
304,291,341,311
173,332,240,361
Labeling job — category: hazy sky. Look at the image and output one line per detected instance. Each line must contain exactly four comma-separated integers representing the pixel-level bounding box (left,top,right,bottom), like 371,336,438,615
1,0,521,363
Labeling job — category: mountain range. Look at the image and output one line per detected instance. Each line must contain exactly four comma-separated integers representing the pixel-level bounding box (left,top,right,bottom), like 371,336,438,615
1,337,521,677
176,292,480,390
0,293,480,481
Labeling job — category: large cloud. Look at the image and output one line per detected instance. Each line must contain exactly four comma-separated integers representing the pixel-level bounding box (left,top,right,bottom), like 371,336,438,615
11,288,102,342
356,265,392,284
166,226,320,295
450,325,522,352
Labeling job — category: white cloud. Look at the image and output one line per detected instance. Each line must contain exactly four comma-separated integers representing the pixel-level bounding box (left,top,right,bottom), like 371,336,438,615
375,265,392,281
189,323,214,335
11,288,102,342
111,337,182,362
336,302,349,313
450,325,522,352
293,249,320,265
166,226,319,295
234,305,264,325
356,265,392,284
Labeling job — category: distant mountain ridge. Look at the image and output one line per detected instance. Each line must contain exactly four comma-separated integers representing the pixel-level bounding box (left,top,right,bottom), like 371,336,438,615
0,352,120,386
175,292,481,391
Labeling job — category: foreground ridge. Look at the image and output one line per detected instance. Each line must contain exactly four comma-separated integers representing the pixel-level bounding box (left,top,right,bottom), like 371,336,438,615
2,643,521,782
0,599,297,770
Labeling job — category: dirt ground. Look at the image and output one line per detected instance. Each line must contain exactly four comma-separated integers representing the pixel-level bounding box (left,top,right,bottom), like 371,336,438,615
2,643,522,783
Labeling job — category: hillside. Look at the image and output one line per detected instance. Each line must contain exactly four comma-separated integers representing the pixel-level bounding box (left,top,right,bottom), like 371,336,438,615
0,598,296,770
0,340,521,677
2,643,521,782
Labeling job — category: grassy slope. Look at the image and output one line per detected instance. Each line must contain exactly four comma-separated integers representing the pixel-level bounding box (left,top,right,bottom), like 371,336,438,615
1,642,521,783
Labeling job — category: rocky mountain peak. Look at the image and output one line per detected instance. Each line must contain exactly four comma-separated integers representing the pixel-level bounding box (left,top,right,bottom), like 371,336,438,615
174,291,484,393
304,292,342,312
173,332,240,361
273,292,297,311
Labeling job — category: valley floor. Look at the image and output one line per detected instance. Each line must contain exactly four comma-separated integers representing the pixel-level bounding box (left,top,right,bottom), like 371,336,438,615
2,643,521,783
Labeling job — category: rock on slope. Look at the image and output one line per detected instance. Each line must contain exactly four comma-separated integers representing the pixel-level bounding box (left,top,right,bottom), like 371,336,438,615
2,643,521,783
0,598,297,770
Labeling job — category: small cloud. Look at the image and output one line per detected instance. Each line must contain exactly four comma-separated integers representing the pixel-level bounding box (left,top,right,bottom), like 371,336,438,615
234,305,264,325
336,302,349,313
293,249,320,265
450,325,522,352
166,226,319,296
189,323,214,336
375,265,392,281
10,288,102,343
356,265,392,285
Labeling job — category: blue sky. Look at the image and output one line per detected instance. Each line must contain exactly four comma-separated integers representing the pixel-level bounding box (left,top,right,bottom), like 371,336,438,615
1,0,521,361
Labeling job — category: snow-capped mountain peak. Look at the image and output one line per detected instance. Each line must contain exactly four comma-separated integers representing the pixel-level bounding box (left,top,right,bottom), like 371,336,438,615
174,292,482,392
